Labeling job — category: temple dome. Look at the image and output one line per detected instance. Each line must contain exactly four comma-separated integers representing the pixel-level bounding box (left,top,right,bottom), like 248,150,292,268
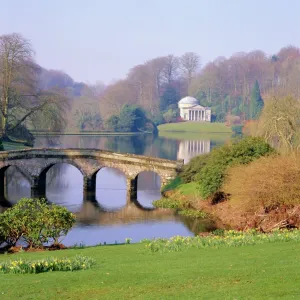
178,96,199,106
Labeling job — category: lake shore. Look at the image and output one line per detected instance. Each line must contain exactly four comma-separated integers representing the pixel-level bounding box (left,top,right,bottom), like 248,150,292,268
158,122,232,133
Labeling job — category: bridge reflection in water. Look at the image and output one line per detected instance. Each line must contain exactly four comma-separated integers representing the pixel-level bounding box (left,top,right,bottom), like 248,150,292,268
177,139,211,163
0,161,216,245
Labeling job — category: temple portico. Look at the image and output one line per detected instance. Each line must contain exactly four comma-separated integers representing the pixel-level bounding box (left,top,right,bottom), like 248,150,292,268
178,96,211,122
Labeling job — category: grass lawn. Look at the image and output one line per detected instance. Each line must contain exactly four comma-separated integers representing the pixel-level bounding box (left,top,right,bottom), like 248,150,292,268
158,122,232,134
0,241,300,299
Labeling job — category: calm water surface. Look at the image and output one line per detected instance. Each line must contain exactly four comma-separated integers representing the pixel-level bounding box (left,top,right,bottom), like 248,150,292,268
1,134,229,246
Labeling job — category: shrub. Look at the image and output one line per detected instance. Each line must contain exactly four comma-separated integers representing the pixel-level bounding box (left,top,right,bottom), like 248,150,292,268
161,176,182,193
195,137,275,199
178,209,207,219
0,255,95,274
153,197,191,210
223,154,300,212
231,125,243,135
180,154,210,183
0,198,75,248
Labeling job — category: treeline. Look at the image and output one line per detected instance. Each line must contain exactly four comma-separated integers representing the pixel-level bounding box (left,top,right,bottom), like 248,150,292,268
100,46,300,124
2,32,299,139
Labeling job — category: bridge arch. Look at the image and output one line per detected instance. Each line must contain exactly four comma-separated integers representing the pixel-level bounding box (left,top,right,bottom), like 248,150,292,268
0,164,32,200
38,160,86,178
91,166,127,209
34,161,86,198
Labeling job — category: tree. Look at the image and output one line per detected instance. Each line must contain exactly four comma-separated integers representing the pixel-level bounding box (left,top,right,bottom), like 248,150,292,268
257,96,300,153
180,52,200,85
250,80,264,119
163,109,177,123
0,33,68,141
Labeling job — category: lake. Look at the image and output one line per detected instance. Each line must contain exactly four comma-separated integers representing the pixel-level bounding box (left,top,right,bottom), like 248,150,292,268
0,133,230,246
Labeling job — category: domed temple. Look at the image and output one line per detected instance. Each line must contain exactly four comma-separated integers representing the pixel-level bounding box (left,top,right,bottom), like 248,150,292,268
178,96,211,122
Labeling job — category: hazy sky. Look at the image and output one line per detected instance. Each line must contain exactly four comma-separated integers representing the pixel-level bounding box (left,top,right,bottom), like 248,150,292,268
1,0,300,84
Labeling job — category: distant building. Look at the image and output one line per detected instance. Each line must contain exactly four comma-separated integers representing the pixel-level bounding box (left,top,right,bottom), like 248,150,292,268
178,96,211,122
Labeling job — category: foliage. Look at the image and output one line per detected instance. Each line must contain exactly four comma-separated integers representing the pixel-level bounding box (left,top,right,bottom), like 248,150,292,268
0,255,95,274
74,108,102,131
0,33,69,141
195,137,275,198
161,176,182,193
223,154,300,212
152,197,191,210
163,109,177,123
250,80,264,119
256,96,300,153
159,84,181,111
231,124,243,135
180,154,210,183
106,104,157,133
144,229,300,253
151,111,165,126
0,198,75,248
178,209,207,219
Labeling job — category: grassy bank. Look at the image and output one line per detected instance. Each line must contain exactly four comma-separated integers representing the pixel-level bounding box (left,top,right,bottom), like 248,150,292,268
0,241,300,299
158,122,232,133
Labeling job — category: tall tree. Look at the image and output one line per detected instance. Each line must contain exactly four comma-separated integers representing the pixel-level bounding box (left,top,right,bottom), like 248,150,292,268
0,33,68,140
180,52,200,85
250,80,264,119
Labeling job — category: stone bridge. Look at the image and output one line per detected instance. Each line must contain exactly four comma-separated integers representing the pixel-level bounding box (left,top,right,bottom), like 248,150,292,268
0,148,183,201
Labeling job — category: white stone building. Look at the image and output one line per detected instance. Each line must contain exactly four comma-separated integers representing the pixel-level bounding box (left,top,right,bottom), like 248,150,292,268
178,96,211,122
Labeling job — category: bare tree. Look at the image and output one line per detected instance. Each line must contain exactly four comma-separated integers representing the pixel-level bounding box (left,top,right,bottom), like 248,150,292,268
257,96,300,153
0,33,68,140
180,52,200,85
161,55,179,84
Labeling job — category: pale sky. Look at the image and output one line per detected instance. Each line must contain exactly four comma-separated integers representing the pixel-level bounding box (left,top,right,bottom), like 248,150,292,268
1,0,300,84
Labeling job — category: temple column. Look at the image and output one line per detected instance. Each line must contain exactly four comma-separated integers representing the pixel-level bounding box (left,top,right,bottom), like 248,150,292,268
126,177,137,203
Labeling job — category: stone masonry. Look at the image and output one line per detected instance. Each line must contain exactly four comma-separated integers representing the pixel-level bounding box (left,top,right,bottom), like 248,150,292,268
0,148,184,202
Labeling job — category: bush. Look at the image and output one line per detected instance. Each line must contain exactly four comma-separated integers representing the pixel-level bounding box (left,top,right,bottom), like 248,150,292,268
223,154,300,212
180,154,210,183
0,255,95,274
161,176,182,193
231,125,243,135
0,198,75,248
195,137,275,199
153,197,191,210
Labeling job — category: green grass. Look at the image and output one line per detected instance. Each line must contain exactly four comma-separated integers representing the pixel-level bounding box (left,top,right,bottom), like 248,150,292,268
0,242,300,299
177,182,200,197
158,122,232,134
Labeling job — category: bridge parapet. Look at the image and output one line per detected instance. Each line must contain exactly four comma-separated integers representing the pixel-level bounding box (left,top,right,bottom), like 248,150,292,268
0,148,183,202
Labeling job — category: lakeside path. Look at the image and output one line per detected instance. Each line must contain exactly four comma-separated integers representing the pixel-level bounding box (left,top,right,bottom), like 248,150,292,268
0,241,299,299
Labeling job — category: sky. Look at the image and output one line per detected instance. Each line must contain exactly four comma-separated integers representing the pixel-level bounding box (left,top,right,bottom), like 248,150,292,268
1,0,300,84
